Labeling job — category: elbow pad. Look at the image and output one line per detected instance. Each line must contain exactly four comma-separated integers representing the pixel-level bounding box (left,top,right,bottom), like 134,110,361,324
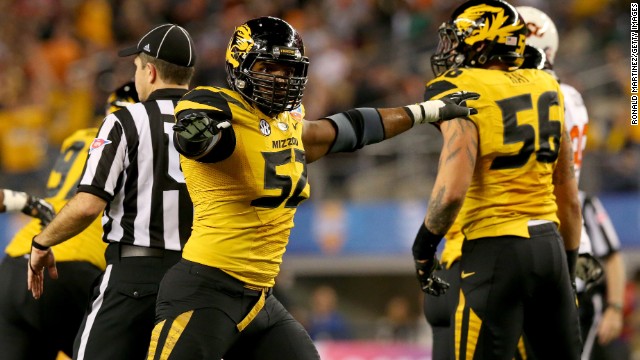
325,108,386,153
173,127,236,163
173,131,219,159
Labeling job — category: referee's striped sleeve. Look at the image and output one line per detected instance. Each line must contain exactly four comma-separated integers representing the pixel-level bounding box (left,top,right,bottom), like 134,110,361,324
583,194,621,258
78,113,127,201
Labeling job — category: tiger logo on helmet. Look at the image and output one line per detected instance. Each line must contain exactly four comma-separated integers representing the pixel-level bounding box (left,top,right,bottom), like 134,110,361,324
431,0,527,77
225,24,254,69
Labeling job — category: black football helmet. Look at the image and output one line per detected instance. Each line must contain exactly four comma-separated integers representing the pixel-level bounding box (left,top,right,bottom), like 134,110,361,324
521,44,547,70
106,81,139,115
431,0,527,76
225,16,309,115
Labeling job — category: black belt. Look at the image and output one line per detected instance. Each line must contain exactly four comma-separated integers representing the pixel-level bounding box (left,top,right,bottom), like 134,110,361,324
120,244,166,258
104,243,182,265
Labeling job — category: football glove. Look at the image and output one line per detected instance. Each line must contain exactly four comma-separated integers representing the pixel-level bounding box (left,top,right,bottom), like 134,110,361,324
575,253,605,292
405,91,480,125
21,196,55,228
415,255,450,296
173,112,231,142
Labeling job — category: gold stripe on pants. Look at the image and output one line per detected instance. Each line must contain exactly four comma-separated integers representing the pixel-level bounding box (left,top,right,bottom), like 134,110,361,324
237,289,266,332
147,310,194,360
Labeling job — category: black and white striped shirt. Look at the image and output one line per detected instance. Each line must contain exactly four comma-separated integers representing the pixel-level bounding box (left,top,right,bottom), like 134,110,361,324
78,89,193,250
581,192,621,259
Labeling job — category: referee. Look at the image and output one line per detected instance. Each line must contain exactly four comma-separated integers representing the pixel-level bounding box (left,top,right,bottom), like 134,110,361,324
28,24,195,360
578,191,627,360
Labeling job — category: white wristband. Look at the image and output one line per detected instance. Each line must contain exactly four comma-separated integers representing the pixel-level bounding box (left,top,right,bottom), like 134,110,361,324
406,100,444,125
2,189,28,212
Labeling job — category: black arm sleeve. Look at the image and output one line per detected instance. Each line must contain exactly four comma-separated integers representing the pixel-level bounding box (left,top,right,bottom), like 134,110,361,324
173,126,236,163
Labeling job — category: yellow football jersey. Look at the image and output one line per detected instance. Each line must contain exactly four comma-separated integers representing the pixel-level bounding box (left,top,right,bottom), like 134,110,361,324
176,87,310,288
5,128,107,270
425,68,565,240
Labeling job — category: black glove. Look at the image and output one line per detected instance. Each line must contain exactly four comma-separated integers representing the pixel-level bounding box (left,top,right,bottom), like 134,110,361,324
576,253,605,292
21,196,55,228
438,91,480,119
173,111,231,142
415,255,450,296
405,91,480,125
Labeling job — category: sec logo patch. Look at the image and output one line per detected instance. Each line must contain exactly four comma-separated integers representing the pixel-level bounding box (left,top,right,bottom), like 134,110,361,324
259,119,271,136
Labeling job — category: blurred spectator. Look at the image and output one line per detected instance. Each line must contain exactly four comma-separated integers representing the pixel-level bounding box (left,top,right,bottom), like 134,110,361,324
374,295,418,343
601,142,640,193
307,285,352,341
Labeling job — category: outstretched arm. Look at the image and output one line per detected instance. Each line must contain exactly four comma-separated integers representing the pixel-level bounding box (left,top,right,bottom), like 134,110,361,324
1,189,55,228
303,92,479,163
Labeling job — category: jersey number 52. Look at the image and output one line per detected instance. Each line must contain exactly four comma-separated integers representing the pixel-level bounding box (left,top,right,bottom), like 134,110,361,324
251,149,308,208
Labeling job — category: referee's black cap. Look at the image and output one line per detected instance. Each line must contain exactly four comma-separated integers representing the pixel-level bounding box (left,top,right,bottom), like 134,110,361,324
118,24,195,67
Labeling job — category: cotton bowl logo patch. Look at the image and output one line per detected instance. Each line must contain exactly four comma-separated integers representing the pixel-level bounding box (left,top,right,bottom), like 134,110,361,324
289,106,303,121
89,138,112,154
259,119,271,136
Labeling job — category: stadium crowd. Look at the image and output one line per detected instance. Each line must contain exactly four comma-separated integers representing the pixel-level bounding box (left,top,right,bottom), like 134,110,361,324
0,0,636,197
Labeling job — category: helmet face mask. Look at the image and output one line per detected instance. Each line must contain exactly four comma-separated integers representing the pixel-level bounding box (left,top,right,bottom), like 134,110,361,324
431,23,471,76
431,0,527,77
226,17,309,116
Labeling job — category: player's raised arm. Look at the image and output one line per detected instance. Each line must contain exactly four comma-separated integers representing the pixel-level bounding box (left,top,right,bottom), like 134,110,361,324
302,91,479,163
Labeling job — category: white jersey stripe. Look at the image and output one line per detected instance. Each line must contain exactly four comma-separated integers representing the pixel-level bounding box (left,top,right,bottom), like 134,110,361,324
76,265,113,360
163,190,181,250
158,99,176,115
129,104,154,247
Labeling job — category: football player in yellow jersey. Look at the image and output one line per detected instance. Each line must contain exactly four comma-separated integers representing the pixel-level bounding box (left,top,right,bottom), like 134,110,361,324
0,81,138,360
411,1,583,359
146,16,478,360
